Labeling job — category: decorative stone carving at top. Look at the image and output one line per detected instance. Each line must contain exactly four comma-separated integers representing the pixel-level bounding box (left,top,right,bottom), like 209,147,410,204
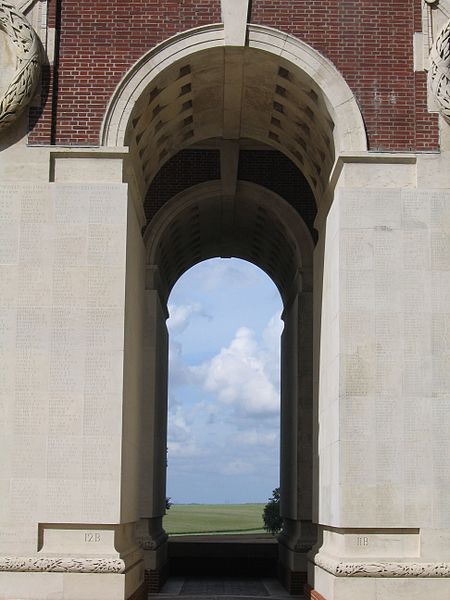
0,1,41,132
422,0,450,59
420,0,450,120
429,17,450,121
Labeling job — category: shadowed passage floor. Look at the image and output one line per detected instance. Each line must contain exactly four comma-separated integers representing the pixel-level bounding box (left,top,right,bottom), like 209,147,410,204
152,576,304,599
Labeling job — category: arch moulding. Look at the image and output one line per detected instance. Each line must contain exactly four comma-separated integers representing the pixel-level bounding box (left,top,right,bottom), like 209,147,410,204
143,179,314,303
101,23,367,156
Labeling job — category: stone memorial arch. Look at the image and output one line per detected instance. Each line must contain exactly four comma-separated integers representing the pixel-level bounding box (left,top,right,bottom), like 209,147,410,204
1,1,450,599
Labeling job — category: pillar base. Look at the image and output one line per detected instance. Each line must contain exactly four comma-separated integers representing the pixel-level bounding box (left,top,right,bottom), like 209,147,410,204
127,581,147,600
137,517,169,593
304,584,327,600
277,519,315,595
309,561,450,600
277,562,307,595
144,560,169,593
0,561,145,600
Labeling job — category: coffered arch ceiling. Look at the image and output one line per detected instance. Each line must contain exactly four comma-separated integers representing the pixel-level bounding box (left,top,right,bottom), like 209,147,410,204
144,181,314,305
126,46,336,200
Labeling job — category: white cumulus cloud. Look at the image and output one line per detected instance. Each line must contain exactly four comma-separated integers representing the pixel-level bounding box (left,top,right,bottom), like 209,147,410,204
168,302,211,334
192,325,280,417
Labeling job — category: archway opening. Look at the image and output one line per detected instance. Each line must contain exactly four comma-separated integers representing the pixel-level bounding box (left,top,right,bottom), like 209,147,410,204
163,257,283,578
113,25,366,594
166,257,283,508
138,177,315,590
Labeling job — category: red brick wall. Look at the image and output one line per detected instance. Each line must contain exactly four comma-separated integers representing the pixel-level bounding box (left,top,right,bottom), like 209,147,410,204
29,0,439,151
29,0,221,144
250,0,438,151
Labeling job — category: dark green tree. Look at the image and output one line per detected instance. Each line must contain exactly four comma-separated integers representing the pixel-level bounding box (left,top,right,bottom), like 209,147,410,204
262,487,283,535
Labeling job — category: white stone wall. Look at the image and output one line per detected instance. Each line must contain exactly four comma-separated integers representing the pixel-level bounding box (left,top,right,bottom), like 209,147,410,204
0,180,129,535
313,157,450,598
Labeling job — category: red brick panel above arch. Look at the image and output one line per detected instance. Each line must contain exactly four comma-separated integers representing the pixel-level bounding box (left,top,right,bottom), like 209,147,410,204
29,0,221,145
29,0,439,150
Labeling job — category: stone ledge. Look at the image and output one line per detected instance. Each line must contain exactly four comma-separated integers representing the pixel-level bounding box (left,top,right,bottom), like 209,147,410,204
312,553,450,578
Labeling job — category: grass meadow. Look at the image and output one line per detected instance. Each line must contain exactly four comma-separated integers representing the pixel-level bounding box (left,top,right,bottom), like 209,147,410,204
163,503,266,535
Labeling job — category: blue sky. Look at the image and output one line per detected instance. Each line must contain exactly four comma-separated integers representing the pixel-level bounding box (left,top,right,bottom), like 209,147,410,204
166,258,283,504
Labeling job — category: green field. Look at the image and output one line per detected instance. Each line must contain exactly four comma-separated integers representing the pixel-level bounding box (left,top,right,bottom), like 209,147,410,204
163,503,266,535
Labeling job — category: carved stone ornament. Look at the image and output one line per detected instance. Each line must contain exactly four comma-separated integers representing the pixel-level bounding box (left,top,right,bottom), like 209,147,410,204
430,19,450,122
0,1,41,132
314,553,450,578
0,556,126,573
137,530,168,551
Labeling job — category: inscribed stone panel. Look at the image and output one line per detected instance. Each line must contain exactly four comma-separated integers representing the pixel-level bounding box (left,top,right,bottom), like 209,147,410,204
12,435,47,479
431,271,450,312
402,356,432,396
340,230,373,270
54,224,88,266
16,307,50,350
402,230,431,270
87,267,125,308
340,189,402,230
373,228,401,271
340,395,375,440
47,436,82,480
19,184,52,224
18,264,52,306
81,479,119,523
341,311,374,354
375,484,404,525
19,223,53,265
403,313,431,356
84,350,123,395
81,436,120,481
0,308,16,355
374,270,402,312
401,189,431,229
430,191,450,230
0,185,20,264
87,308,124,350
13,391,48,434
431,230,450,270
83,393,122,437
0,266,18,307
49,393,83,436
0,223,19,263
87,224,126,266
0,523,36,554
402,270,432,314
15,349,49,393
340,440,376,485
53,184,90,224
43,479,83,522
87,184,127,225
52,266,88,306
341,270,374,312
10,478,44,522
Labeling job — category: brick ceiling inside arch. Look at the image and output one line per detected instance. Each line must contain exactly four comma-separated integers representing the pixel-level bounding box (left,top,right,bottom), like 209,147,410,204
125,46,336,200
146,181,312,304
127,45,329,298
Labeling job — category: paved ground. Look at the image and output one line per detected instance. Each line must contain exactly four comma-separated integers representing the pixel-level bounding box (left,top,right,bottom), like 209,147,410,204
153,576,303,599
